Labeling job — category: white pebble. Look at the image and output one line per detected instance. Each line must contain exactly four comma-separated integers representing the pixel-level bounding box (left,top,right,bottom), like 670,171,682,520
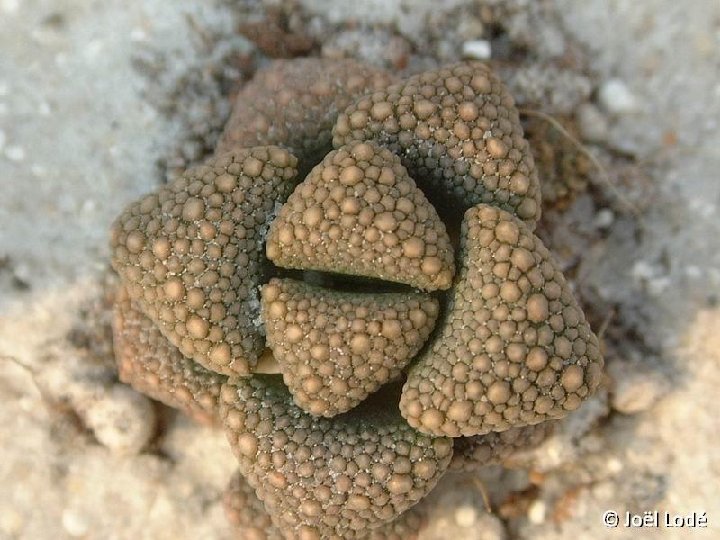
592,480,615,500
612,375,665,414
1,0,19,14
594,208,615,228
528,499,546,524
83,40,104,61
609,362,668,414
462,40,492,60
31,164,47,177
458,18,485,41
455,505,477,527
577,103,609,142
0,508,24,535
599,78,640,115
12,263,31,285
606,457,623,474
82,384,156,454
62,509,89,537
631,260,658,281
5,145,24,161
647,275,672,296
475,512,507,540
130,28,148,42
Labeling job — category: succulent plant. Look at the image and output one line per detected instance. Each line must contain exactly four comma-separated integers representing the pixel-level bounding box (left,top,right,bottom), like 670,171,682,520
109,58,603,539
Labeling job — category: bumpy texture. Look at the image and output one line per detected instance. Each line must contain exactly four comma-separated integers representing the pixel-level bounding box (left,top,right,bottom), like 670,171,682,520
112,286,227,424
223,471,428,540
223,471,280,540
261,277,439,417
108,60,605,540
450,422,554,471
400,204,603,436
333,62,541,227
217,59,393,171
266,141,455,291
219,376,452,539
110,147,298,375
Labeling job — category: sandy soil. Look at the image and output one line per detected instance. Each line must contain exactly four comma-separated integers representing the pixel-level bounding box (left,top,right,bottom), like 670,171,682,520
1,1,719,538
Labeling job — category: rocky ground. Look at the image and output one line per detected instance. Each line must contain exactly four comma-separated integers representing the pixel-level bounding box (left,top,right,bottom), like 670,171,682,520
1,0,719,538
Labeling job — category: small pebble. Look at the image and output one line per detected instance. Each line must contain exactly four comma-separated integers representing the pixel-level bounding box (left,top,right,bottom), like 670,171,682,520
455,505,477,527
462,40,492,60
82,384,156,454
5,145,24,161
0,508,24,535
598,78,639,115
129,28,147,42
1,0,19,14
475,512,507,540
577,103,609,142
609,364,667,414
31,164,46,176
458,18,485,41
528,499,546,524
592,480,615,500
594,208,615,228
606,457,623,474
61,509,89,537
